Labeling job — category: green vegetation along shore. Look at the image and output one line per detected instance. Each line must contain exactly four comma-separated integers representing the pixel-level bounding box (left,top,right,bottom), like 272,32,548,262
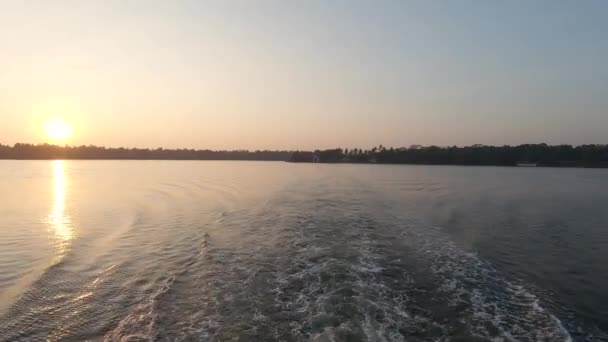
1,143,607,167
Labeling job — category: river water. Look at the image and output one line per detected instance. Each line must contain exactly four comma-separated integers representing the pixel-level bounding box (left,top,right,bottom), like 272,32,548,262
0,161,606,341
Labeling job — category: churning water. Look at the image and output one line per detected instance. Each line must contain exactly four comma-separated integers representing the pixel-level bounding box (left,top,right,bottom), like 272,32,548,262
0,161,607,341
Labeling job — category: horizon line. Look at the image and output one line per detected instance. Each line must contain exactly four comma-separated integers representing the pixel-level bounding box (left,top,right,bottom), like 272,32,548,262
3,141,608,153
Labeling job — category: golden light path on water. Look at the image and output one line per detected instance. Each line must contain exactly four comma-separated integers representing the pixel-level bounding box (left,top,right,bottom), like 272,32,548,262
47,160,73,259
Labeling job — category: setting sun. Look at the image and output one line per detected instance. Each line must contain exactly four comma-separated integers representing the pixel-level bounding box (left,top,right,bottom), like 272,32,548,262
44,119,73,141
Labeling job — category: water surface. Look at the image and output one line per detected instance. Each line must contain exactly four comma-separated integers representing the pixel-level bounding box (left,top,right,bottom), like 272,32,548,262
0,161,607,341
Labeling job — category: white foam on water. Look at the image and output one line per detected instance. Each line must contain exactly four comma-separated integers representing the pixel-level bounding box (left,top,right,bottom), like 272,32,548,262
103,275,176,341
398,219,574,341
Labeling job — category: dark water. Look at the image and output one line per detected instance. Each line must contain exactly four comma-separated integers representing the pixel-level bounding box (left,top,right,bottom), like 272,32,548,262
0,161,607,341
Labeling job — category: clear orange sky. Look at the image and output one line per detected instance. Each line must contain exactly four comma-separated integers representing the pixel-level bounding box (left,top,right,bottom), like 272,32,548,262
1,1,607,150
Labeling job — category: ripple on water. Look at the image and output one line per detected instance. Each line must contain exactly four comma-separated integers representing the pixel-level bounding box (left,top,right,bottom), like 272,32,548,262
1,163,606,341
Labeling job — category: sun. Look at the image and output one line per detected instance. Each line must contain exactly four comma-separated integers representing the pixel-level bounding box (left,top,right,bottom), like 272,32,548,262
44,119,74,141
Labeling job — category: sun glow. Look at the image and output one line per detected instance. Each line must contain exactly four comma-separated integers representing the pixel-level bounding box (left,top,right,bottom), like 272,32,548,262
44,119,74,141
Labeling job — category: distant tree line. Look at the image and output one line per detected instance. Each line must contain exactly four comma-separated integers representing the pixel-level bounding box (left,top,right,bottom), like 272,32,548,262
289,144,608,167
2,143,608,167
0,143,291,161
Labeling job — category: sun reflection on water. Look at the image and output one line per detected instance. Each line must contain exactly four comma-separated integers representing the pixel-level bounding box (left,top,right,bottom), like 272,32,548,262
47,160,73,256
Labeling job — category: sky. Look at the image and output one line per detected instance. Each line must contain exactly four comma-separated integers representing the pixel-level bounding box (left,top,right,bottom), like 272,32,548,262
1,0,607,150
